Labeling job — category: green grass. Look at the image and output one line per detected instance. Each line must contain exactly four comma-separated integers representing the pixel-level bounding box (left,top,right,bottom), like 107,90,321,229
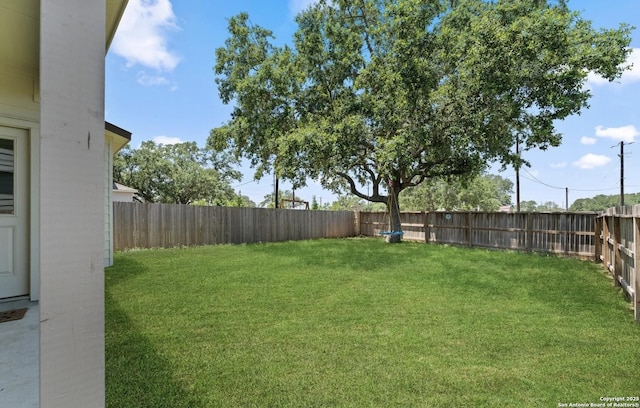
106,238,640,407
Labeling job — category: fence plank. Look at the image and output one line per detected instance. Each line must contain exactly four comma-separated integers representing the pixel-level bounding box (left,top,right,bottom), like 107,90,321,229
113,202,356,250
359,210,597,258
635,217,640,322
596,205,640,322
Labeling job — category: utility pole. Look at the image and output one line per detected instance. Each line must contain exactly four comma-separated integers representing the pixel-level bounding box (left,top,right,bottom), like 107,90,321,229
616,141,634,207
565,187,568,212
515,138,521,212
620,142,625,206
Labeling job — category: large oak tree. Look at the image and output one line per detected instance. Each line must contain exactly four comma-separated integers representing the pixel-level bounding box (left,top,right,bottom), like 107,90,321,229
210,0,631,242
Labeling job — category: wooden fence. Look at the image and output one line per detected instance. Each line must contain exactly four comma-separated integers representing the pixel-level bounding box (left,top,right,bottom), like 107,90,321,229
596,206,640,321
359,211,597,259
113,202,355,250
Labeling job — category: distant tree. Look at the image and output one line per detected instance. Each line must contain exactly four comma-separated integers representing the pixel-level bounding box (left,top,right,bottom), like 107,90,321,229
536,201,562,212
237,194,257,208
517,200,563,212
113,141,241,205
520,200,538,212
311,195,320,210
400,173,513,211
570,193,640,211
211,0,631,242
328,195,386,211
260,191,287,208
259,190,308,208
192,193,256,208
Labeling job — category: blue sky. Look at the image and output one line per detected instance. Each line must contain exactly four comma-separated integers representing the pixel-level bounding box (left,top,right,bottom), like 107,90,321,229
106,0,640,208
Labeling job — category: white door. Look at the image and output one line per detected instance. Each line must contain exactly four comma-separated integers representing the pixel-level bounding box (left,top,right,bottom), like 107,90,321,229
0,126,29,299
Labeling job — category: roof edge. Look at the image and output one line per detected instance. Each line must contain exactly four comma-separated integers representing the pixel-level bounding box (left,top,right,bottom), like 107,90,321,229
106,0,130,52
105,121,132,141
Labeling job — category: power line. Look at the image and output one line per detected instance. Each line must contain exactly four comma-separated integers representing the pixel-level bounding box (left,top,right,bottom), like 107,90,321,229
233,179,259,188
522,169,564,190
516,169,640,194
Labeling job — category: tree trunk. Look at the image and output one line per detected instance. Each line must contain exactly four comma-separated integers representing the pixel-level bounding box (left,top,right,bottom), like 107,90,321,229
386,186,402,243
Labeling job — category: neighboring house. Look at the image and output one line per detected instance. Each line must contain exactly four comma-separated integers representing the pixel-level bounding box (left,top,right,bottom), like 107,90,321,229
0,0,130,406
112,182,138,203
106,123,132,268
108,179,138,268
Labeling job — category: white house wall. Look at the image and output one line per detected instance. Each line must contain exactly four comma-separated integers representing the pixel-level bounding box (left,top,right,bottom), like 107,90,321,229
39,0,107,406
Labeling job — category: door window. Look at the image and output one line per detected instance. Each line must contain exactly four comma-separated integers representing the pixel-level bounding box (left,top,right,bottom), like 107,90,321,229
0,139,14,214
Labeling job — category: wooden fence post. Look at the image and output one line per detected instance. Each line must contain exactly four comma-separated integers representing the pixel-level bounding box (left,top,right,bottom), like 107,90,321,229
424,212,430,243
634,215,640,322
525,213,532,252
466,212,473,247
613,215,622,288
604,216,611,269
594,216,602,263
562,213,569,256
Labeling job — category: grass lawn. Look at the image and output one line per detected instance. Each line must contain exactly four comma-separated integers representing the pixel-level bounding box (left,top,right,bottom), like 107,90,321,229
106,238,640,407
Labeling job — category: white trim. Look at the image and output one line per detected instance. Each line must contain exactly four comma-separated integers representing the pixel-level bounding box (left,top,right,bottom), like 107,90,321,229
0,116,39,301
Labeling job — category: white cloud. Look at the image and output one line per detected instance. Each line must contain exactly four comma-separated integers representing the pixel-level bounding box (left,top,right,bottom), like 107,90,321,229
550,162,567,169
580,136,597,145
112,0,180,72
289,0,320,15
587,48,640,86
153,135,183,145
136,71,169,86
572,154,611,169
594,125,639,143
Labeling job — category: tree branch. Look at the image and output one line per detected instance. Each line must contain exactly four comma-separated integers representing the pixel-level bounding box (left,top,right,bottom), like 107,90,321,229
336,171,386,203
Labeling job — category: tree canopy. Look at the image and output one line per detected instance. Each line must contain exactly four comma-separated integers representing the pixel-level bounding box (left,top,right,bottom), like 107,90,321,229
210,0,631,241
259,189,309,208
519,200,563,212
400,173,513,211
327,194,387,211
114,141,242,205
570,193,640,212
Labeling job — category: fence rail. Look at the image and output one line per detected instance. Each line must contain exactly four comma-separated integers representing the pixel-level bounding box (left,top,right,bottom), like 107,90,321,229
113,202,355,250
596,206,640,321
359,211,597,259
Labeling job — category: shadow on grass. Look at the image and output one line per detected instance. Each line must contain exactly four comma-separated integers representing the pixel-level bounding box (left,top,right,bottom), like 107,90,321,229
106,257,203,408
105,255,150,286
249,237,423,271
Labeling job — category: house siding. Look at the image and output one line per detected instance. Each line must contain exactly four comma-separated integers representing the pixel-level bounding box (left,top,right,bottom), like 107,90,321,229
105,138,114,267
0,66,39,121
39,1,107,406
